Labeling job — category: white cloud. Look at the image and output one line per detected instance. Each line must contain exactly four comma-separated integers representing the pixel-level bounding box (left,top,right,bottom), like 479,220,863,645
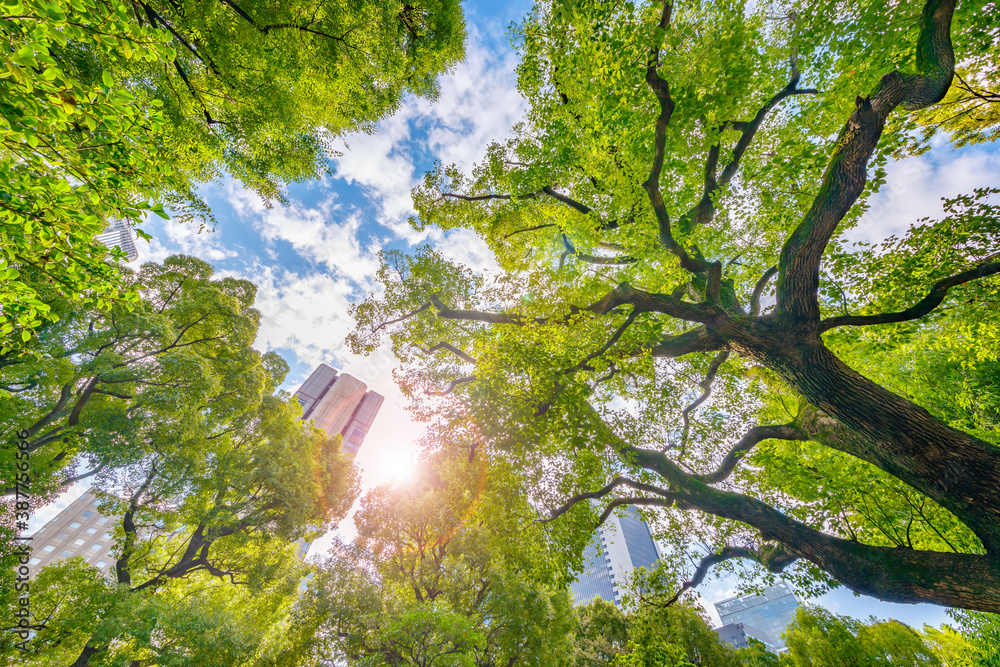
136,216,237,265
225,185,381,282
846,141,1000,245
330,27,527,240
247,266,359,368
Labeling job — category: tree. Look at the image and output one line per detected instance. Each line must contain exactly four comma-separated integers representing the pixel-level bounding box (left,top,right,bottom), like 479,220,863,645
570,597,756,667
88,0,467,202
1,255,283,502
0,0,188,350
8,391,357,666
350,0,1000,611
279,428,575,667
781,606,941,666
944,610,1000,666
0,0,465,351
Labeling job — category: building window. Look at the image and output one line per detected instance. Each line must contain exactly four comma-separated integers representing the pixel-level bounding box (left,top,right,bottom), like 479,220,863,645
82,511,94,518
29,557,40,565
90,544,101,550
42,545,55,552
70,522,81,529
96,560,107,568
104,533,113,540
60,550,73,557
74,538,86,546
56,533,68,541
86,527,97,534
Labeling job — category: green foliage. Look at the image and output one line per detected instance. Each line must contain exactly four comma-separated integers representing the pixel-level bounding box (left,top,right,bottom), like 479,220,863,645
351,0,1000,611
0,255,284,502
781,606,941,667
946,610,1000,666
0,0,466,352
570,598,748,667
9,391,358,665
279,426,575,666
89,0,467,202
0,0,187,349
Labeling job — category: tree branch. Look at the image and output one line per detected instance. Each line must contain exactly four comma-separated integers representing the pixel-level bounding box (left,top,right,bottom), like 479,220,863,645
673,350,730,458
819,261,1000,331
776,0,957,322
692,423,807,485
749,266,778,317
413,342,478,365
425,375,475,396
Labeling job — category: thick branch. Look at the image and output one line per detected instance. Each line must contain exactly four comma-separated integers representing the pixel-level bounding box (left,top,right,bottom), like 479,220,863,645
819,261,1000,331
776,0,956,322
663,546,794,606
586,282,717,323
693,423,807,484
626,443,1000,611
749,266,778,317
543,476,676,523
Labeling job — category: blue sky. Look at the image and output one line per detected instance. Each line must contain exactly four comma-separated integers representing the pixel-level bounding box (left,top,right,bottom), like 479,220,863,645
41,0,1000,636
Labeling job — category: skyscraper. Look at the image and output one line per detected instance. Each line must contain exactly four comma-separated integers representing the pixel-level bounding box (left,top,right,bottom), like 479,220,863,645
294,363,384,457
27,491,117,573
569,506,661,607
713,581,799,651
96,220,139,262
714,623,777,652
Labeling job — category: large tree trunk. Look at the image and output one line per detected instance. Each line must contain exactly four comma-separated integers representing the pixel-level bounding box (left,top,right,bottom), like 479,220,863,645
725,319,1000,556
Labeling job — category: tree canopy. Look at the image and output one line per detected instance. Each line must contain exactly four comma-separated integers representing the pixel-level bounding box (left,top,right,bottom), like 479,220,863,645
277,427,575,667
351,0,1000,613
6,370,358,666
0,0,466,352
1,255,285,503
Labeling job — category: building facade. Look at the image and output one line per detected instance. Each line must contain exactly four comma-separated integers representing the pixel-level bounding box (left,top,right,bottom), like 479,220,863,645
714,622,777,652
27,491,117,572
294,364,384,457
96,220,139,262
569,506,661,607
713,582,799,651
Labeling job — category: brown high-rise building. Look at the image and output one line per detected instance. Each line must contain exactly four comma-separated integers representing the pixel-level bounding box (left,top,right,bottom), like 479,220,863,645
294,364,384,457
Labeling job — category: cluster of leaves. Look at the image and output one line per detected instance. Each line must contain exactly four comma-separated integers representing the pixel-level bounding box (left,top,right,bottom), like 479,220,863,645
0,255,282,502
0,0,182,349
0,0,467,353
0,256,359,666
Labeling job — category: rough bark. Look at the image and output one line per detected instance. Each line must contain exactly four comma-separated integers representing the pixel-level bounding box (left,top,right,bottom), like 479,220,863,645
720,319,1000,557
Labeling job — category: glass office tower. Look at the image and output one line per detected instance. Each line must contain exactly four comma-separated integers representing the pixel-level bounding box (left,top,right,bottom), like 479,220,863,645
569,506,660,607
714,581,799,651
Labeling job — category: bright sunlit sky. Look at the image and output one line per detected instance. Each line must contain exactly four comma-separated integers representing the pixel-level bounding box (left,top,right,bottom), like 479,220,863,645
32,0,1000,634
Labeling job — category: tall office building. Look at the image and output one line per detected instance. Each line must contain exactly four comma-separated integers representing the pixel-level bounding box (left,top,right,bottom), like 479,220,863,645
294,363,384,457
570,506,661,607
713,581,799,651
96,219,139,262
27,491,117,573
714,622,777,652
